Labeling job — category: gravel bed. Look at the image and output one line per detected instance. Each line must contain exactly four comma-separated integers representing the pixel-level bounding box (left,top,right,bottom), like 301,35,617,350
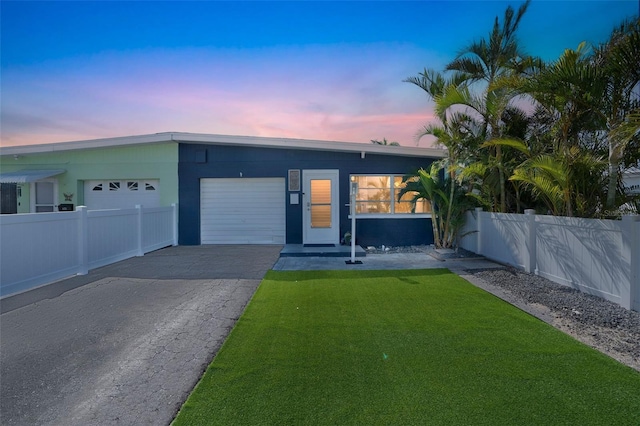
364,244,433,254
468,267,640,372
364,244,480,259
364,245,640,372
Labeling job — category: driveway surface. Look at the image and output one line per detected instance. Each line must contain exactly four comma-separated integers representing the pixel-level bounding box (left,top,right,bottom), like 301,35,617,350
0,245,282,425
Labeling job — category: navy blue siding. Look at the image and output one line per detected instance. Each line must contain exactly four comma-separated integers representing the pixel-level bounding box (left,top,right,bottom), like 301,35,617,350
353,219,433,247
179,143,436,246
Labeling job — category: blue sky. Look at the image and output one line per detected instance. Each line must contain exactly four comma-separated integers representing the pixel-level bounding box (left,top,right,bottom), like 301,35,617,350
1,1,638,147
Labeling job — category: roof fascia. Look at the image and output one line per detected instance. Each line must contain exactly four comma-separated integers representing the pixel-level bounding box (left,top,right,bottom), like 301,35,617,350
1,131,446,159
170,132,446,158
0,133,173,156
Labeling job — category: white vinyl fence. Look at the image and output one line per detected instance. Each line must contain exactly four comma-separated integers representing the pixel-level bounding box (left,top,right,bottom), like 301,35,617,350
0,204,177,298
460,208,640,312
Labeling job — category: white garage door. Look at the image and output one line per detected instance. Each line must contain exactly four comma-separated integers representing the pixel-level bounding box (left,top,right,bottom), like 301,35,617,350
201,178,285,244
84,180,160,210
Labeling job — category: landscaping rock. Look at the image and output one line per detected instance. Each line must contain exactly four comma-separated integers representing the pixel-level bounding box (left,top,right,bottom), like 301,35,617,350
365,244,482,260
468,267,640,372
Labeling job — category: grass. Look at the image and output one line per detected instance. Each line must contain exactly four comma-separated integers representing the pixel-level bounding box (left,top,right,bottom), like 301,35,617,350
173,269,640,425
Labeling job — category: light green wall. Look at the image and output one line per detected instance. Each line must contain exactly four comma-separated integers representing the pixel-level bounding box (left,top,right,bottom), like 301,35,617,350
0,142,178,212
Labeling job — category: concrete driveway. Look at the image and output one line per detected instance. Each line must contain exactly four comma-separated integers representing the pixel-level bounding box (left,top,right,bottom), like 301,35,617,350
0,245,282,426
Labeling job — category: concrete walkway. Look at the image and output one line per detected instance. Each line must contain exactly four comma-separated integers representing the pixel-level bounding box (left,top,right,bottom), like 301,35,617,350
0,245,282,426
273,251,502,272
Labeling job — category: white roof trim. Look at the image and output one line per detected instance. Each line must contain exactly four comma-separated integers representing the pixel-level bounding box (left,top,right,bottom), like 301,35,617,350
172,132,446,157
0,169,66,183
623,166,640,176
0,133,170,156
0,132,446,159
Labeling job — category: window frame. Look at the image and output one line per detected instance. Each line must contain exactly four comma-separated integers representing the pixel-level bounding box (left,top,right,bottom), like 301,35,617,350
349,174,431,219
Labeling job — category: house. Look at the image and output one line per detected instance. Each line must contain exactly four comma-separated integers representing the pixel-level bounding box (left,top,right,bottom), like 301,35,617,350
0,134,178,214
0,132,445,247
623,166,640,196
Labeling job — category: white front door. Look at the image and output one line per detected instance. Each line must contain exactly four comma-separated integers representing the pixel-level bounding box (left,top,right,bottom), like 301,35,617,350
31,180,57,212
303,170,339,245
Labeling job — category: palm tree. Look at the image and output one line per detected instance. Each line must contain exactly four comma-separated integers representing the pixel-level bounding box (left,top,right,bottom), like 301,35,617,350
478,134,608,218
516,42,610,215
509,148,607,217
404,68,480,177
405,5,637,218
404,68,482,241
592,18,640,208
417,114,482,243
443,0,533,212
445,0,531,86
398,164,473,248
371,138,400,146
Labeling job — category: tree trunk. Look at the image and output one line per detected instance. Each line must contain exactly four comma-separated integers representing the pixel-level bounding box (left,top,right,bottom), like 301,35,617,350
497,145,507,212
431,202,442,248
442,173,456,248
606,141,620,209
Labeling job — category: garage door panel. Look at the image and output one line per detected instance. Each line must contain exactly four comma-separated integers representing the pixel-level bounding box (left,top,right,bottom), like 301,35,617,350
84,180,160,210
200,178,285,244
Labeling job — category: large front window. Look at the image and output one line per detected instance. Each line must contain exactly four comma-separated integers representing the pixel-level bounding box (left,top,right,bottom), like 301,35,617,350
350,175,431,215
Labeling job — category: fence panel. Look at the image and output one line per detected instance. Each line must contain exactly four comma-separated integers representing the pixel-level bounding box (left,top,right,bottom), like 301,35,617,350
87,209,139,269
479,212,528,269
459,210,638,311
0,212,80,297
1,205,177,298
536,216,625,304
142,206,176,252
635,220,640,312
459,210,478,253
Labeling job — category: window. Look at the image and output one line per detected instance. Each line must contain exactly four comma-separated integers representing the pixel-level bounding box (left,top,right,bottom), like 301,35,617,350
310,179,332,227
351,175,430,215
145,182,156,191
92,183,103,191
127,181,138,191
109,181,120,191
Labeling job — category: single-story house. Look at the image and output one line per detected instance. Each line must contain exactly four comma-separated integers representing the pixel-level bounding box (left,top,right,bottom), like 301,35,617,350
0,134,178,214
0,132,445,247
623,166,640,196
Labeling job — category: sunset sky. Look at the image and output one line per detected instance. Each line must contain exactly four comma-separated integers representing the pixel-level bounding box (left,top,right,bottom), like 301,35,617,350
1,1,638,147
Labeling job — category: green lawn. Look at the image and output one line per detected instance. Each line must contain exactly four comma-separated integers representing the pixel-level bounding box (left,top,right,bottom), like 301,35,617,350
173,269,640,425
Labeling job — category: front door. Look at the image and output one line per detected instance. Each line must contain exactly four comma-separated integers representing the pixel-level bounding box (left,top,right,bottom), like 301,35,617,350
0,183,18,214
32,180,57,212
302,170,339,245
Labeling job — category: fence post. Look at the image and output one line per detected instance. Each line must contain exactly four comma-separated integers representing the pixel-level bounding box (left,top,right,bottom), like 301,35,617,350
77,206,89,275
620,215,639,310
172,203,178,246
475,207,483,256
136,205,144,257
524,209,537,274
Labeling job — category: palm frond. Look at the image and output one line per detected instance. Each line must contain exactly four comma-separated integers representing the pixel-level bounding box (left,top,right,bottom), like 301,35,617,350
482,138,531,155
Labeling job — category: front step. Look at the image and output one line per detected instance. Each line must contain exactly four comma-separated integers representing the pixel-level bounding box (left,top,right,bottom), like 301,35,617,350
280,244,366,258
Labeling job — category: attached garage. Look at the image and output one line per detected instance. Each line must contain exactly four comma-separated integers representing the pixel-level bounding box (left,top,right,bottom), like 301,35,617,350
200,178,286,244
84,180,160,210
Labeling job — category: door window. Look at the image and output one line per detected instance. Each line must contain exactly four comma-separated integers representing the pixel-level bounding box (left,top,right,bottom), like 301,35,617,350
35,181,55,212
310,179,332,228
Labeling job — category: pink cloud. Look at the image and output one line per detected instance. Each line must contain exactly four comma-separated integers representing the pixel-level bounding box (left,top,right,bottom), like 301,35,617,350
1,44,444,147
